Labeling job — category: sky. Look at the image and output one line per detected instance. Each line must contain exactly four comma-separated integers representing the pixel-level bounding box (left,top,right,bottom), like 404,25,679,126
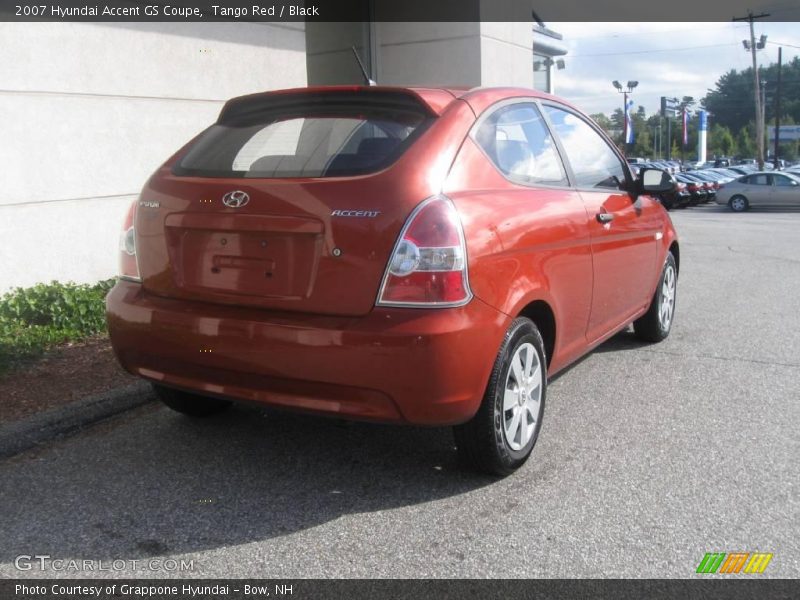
548,22,800,118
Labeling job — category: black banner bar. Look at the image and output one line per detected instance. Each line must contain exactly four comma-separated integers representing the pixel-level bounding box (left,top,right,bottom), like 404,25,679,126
3,579,800,600
2,0,800,22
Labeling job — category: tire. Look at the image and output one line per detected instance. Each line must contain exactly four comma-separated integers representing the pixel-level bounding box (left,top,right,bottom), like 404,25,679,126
729,195,749,212
152,383,232,417
454,317,547,476
633,252,677,343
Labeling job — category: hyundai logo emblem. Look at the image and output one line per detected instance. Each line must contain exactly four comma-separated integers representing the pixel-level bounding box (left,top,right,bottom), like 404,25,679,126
222,190,250,208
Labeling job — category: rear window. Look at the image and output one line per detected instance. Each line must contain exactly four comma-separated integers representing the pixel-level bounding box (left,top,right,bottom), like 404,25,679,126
174,92,433,178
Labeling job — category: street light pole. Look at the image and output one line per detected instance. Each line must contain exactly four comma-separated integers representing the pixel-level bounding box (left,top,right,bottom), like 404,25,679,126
734,10,769,169
612,80,638,155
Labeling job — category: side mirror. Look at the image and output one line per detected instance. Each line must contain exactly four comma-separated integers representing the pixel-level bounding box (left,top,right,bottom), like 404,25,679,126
638,168,675,195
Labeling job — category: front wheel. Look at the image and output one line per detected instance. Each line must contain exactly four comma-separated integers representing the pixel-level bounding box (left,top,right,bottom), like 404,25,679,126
454,318,547,476
729,195,749,212
634,252,677,343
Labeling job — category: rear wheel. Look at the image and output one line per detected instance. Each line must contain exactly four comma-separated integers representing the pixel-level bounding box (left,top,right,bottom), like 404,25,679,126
729,195,749,212
152,384,231,417
634,252,677,343
454,318,546,476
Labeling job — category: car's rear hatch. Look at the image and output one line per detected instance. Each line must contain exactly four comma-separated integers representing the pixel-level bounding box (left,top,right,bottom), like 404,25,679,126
134,87,469,317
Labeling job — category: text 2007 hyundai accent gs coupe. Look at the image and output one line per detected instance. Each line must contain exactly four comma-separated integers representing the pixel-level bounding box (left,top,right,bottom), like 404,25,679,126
107,86,679,475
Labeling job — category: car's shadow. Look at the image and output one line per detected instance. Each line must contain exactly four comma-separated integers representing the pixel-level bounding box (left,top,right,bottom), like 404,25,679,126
0,402,501,564
0,329,660,565
591,329,649,354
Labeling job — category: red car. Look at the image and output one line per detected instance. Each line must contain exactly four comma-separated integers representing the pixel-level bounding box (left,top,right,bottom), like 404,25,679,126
107,86,679,475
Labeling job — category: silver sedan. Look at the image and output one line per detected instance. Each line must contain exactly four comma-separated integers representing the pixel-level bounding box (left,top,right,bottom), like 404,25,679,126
716,171,800,211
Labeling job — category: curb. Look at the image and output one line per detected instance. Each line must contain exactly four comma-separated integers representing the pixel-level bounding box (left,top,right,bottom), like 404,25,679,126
0,381,154,459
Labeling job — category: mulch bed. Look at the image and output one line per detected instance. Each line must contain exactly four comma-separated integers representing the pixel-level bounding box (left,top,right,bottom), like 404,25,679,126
0,337,137,423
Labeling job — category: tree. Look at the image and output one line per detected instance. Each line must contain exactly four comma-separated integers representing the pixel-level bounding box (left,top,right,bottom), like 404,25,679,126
590,113,613,134
708,124,736,157
736,125,755,159
631,105,652,157
703,56,800,134
670,140,681,160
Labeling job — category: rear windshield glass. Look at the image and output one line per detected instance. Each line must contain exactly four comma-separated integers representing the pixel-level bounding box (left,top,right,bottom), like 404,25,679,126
174,94,432,178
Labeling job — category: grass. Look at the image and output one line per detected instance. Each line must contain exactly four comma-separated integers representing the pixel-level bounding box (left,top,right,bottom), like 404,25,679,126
0,279,116,376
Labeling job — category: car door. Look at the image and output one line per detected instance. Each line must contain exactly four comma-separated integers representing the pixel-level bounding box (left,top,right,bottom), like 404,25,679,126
770,173,800,206
445,99,595,369
542,104,660,343
743,173,771,206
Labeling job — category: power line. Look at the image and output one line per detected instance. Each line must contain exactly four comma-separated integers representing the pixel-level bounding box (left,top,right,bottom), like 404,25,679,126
569,42,738,58
567,24,747,41
767,40,800,50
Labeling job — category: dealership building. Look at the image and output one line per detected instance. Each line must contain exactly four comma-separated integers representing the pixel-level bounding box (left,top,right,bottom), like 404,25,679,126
0,18,566,290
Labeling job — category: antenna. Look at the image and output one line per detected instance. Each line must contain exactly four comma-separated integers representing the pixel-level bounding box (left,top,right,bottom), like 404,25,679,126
351,46,377,86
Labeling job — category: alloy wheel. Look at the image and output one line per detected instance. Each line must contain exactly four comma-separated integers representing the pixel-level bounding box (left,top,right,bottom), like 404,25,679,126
659,264,676,331
502,342,542,451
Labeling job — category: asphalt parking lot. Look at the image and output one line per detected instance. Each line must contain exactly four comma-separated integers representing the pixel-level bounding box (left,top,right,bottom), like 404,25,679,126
1,204,798,579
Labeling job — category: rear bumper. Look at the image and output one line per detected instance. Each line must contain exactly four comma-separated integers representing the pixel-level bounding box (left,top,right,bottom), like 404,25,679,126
106,281,509,425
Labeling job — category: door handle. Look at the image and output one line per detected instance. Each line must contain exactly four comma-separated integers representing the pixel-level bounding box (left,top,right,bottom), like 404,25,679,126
596,212,615,224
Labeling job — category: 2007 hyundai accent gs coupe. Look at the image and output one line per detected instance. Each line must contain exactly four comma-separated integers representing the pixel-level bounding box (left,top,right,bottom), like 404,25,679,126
107,86,679,475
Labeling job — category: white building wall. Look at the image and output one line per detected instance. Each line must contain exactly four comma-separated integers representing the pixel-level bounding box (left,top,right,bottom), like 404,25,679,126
478,22,533,88
376,23,483,87
306,21,532,90
0,22,306,291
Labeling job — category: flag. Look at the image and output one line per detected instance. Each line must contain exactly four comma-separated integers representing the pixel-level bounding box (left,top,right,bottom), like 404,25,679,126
682,110,689,146
625,98,635,144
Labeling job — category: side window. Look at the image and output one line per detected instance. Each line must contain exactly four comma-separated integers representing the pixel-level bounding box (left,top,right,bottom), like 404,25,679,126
544,105,627,190
773,175,797,187
748,174,769,185
474,103,568,186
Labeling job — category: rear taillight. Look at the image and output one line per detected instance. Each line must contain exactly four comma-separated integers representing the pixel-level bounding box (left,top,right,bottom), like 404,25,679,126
377,195,472,307
119,201,141,282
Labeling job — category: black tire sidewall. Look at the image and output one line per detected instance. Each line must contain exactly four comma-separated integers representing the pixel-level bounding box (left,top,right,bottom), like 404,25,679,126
490,321,547,466
655,254,677,337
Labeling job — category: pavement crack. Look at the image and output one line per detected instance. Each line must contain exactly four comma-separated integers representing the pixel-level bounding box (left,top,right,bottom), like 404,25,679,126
640,347,800,370
727,245,800,265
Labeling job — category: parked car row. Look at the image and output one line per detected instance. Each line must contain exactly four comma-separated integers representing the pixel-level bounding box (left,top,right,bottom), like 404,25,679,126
630,162,736,209
628,159,683,178
656,162,800,211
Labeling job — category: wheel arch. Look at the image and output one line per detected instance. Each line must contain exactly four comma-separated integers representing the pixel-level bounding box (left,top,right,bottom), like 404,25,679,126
517,299,556,369
669,240,680,274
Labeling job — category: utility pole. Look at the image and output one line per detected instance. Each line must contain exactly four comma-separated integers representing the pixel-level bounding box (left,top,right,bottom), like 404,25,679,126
733,10,769,169
761,80,767,158
774,47,782,169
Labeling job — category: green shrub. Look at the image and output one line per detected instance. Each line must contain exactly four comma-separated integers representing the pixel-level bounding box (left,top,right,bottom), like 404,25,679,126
0,279,116,375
